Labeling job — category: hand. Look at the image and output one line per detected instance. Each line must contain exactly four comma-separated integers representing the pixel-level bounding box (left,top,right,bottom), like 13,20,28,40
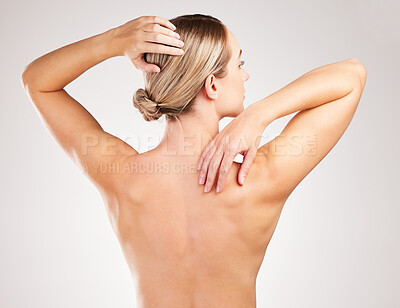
197,106,266,193
113,16,185,73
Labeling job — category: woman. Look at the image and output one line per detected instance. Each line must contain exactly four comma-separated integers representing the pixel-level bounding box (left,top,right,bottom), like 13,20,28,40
22,14,366,308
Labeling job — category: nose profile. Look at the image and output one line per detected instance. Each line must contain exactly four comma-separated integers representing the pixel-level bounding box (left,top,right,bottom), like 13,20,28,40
243,70,250,81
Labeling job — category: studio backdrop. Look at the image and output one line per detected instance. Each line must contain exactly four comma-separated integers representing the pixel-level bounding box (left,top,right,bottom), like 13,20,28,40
1,0,399,307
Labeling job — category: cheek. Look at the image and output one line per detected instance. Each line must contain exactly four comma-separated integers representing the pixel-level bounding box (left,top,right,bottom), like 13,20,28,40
235,72,243,85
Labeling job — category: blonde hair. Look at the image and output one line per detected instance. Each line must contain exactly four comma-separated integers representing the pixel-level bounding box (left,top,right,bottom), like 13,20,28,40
133,14,231,122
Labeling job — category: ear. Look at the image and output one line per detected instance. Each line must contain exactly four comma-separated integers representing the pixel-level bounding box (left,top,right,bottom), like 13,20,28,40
204,74,219,100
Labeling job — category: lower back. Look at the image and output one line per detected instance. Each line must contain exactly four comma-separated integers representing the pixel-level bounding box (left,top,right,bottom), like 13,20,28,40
103,153,284,307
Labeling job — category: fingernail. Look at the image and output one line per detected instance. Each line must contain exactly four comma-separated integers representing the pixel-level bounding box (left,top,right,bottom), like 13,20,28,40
153,67,160,73
204,185,209,192
199,176,203,184
240,176,245,184
216,185,220,193
175,33,180,38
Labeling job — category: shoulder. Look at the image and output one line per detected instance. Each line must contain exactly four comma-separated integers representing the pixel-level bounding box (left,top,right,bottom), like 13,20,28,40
241,152,288,204
89,151,142,196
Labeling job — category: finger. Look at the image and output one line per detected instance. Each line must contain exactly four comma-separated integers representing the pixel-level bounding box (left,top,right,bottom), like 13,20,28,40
134,57,161,74
144,16,177,31
238,149,257,185
142,41,184,56
203,145,226,193
144,32,184,50
198,140,219,185
143,23,181,39
197,138,217,171
215,151,236,193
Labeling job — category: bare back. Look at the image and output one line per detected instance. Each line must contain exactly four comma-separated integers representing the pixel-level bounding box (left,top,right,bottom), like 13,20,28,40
101,150,285,308
100,79,365,306
22,18,366,307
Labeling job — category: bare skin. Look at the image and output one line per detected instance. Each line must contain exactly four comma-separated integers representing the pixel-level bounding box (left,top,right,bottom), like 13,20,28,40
22,15,367,308
109,150,281,307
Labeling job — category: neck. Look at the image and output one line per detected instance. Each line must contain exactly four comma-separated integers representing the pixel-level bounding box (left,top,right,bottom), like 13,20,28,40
157,108,220,158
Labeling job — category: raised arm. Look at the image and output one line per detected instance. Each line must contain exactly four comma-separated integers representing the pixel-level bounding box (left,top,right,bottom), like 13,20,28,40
21,16,184,192
197,58,366,194
251,58,367,199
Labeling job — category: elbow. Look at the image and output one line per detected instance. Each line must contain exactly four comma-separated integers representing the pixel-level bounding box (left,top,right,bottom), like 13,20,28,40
347,58,367,87
21,69,30,91
360,63,367,87
21,70,37,94
21,61,34,89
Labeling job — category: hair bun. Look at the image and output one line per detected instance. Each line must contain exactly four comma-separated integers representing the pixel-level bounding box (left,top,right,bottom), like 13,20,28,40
133,88,163,122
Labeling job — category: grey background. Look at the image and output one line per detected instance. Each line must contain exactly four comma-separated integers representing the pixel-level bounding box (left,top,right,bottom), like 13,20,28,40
1,0,399,307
